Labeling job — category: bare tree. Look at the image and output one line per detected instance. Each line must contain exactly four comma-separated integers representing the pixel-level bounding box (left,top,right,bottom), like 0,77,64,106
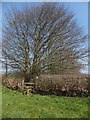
2,3,87,82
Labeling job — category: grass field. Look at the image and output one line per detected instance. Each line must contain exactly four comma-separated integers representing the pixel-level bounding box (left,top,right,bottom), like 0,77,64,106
2,87,89,118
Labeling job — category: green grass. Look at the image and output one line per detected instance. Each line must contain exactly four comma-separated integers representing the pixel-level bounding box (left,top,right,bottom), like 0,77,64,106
0,86,2,118
2,87,89,118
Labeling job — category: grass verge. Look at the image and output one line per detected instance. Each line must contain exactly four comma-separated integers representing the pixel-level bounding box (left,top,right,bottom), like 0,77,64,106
2,87,89,118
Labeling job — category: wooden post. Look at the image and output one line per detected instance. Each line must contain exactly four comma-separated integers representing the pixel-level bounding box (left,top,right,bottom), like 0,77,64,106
5,57,8,77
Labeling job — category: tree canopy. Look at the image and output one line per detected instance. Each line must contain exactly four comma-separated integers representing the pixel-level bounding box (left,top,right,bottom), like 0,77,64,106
2,3,88,82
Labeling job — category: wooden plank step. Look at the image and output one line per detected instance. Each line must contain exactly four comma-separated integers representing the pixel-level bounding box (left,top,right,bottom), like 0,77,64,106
24,82,34,86
24,86,34,89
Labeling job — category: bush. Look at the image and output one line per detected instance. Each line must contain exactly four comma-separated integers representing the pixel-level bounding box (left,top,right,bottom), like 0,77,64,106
35,74,89,97
2,74,89,97
2,76,24,91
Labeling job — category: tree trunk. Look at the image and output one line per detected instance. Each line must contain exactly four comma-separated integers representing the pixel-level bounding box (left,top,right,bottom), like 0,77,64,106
5,57,8,77
24,40,30,82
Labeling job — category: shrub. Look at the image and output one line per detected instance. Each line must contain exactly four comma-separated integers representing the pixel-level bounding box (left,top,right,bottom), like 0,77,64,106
2,76,24,91
2,74,89,97
35,74,89,97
